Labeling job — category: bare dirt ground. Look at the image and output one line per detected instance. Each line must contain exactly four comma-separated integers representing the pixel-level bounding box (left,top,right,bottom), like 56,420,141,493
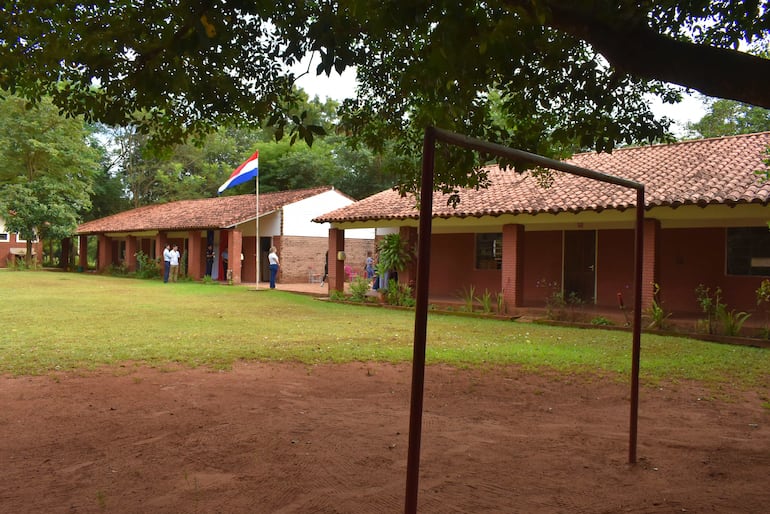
1,362,768,513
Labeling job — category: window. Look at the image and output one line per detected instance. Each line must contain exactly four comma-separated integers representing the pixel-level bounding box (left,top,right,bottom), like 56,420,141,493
476,233,502,270
726,227,770,276
0,232,8,242
15,233,38,243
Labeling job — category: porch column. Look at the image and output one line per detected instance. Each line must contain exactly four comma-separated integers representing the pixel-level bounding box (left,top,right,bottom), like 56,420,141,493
230,229,243,284
328,228,345,293
60,237,71,270
156,232,167,260
501,224,525,312
78,235,88,271
97,234,112,273
187,231,203,280
641,219,660,310
399,226,419,287
125,236,138,272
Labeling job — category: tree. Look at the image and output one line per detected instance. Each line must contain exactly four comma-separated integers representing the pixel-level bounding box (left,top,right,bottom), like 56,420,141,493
3,1,768,194
689,99,770,138
0,95,99,265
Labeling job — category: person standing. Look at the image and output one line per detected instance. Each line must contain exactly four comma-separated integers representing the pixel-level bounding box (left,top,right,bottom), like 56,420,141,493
222,249,229,280
365,251,375,279
268,246,280,289
320,251,328,287
169,245,181,282
205,245,215,277
162,244,171,283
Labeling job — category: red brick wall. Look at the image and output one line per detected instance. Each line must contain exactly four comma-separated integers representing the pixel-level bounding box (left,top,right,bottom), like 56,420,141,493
427,233,501,299
522,231,563,306
275,235,374,283
657,227,766,315
501,224,524,309
597,229,635,308
0,233,43,268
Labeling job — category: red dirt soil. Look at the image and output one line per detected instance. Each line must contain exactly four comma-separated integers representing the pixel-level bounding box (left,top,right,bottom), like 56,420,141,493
1,362,768,513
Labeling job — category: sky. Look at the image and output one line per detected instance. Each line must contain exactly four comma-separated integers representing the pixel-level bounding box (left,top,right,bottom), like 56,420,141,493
294,61,710,138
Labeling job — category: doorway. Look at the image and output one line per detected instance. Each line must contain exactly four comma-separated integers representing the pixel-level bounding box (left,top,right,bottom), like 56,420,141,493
563,230,596,304
259,237,272,282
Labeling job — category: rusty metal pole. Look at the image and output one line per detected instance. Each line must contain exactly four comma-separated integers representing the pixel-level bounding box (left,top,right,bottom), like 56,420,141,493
404,127,437,513
628,187,645,463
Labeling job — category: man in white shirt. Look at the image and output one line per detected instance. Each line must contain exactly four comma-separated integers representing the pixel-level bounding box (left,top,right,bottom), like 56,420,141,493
162,244,171,283
169,245,181,282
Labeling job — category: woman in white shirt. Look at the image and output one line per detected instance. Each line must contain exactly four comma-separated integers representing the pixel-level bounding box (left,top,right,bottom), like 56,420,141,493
268,246,280,289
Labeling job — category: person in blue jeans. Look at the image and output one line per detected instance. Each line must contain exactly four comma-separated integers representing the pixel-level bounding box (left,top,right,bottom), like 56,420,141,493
162,244,171,283
268,246,280,288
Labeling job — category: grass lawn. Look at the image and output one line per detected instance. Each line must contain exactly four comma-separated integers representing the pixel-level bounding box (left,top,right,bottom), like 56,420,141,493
1,271,768,396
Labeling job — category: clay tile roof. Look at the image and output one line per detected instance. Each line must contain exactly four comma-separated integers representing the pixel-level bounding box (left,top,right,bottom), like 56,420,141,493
77,186,332,234
314,132,770,223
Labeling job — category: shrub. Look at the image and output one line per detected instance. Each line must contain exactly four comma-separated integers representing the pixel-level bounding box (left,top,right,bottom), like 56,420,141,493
135,251,160,279
384,279,415,307
475,289,493,314
458,285,476,312
349,276,371,302
646,283,671,330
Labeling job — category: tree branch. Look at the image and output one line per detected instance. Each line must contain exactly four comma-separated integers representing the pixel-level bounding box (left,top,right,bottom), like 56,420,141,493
507,1,770,109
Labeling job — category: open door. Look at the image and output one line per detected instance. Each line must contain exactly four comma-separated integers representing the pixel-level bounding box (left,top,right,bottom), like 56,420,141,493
564,230,596,304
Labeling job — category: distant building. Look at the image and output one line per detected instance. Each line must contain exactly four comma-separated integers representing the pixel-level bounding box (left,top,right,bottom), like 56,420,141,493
76,186,374,284
315,132,770,316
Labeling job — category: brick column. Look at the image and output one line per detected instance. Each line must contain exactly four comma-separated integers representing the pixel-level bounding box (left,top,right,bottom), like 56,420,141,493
78,235,88,271
97,234,112,273
187,231,203,280
399,226,419,287
230,229,243,284
60,237,71,270
641,218,659,310
328,228,345,293
156,232,167,261
501,224,525,311
125,236,137,272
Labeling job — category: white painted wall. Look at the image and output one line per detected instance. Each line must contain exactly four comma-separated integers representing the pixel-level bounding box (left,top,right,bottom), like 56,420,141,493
283,190,374,239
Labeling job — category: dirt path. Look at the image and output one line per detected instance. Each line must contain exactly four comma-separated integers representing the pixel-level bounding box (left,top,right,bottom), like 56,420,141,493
1,362,768,513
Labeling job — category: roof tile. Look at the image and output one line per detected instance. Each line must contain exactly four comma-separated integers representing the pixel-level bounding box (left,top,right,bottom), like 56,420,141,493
77,186,333,234
315,132,770,223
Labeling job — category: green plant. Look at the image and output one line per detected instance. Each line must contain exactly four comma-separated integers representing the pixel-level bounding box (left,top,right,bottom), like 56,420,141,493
349,276,371,302
716,304,751,337
756,279,770,338
384,279,415,307
591,317,613,326
201,275,215,285
134,251,160,279
180,250,188,278
695,284,723,334
458,285,476,312
375,233,412,278
105,262,128,276
646,283,671,330
475,289,493,314
496,292,506,314
545,290,567,320
329,289,346,301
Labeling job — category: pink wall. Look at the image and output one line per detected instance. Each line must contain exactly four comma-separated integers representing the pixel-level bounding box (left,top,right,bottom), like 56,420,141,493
522,231,562,306
658,227,766,315
597,229,635,308
429,233,500,298
419,226,768,316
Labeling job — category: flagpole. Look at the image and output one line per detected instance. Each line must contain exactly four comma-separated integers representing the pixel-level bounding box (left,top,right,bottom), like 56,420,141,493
255,174,260,290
